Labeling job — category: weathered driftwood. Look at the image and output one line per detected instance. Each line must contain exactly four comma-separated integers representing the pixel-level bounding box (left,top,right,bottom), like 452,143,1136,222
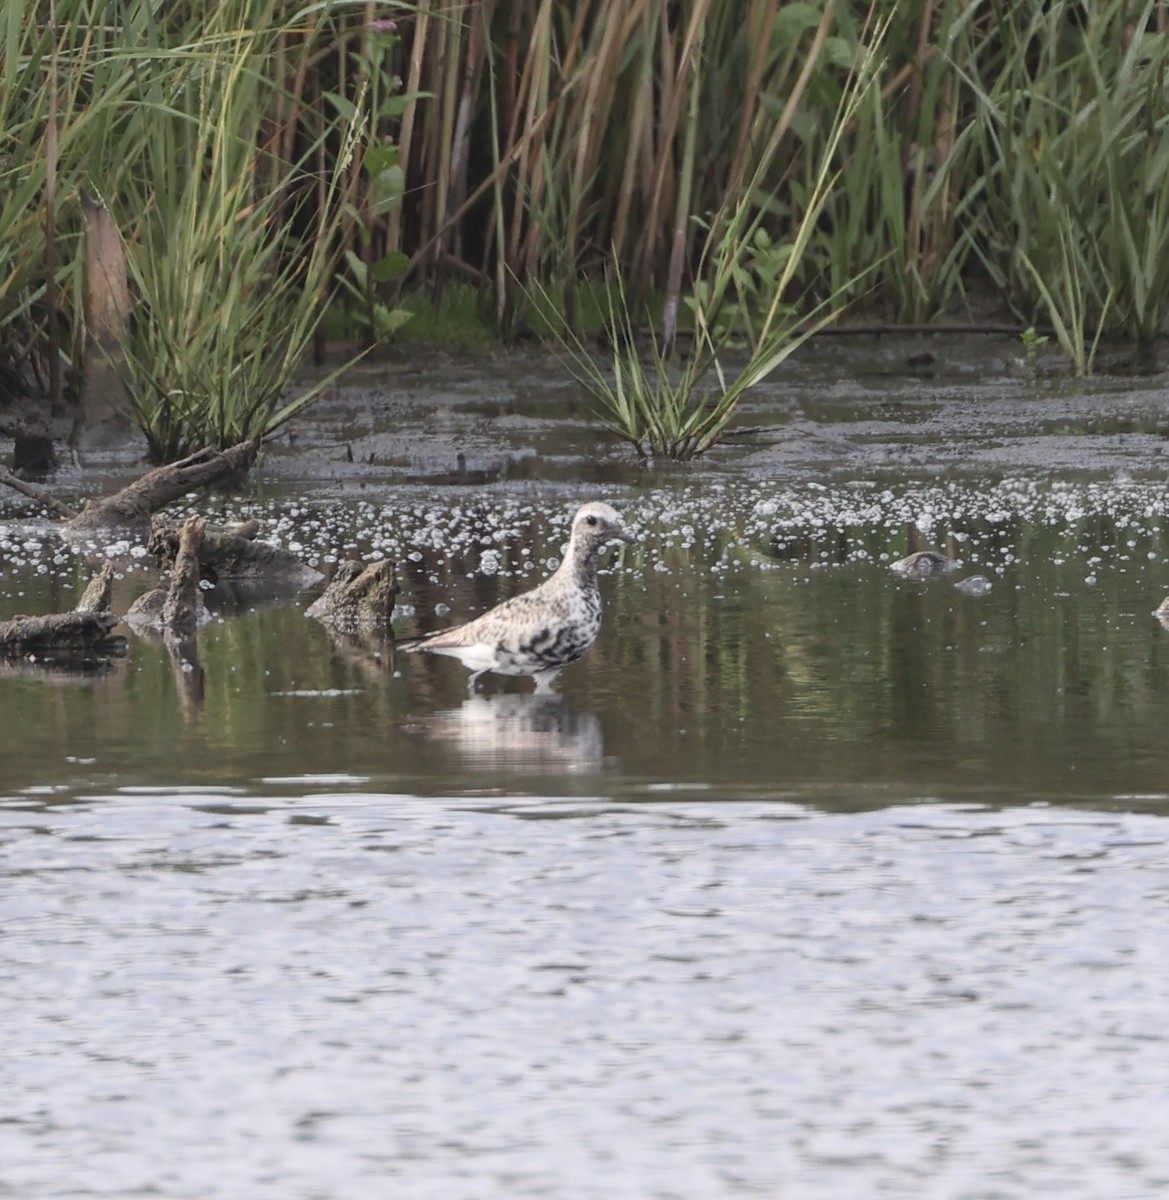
126,517,209,634
0,465,75,520
67,443,257,534
162,516,206,637
148,515,320,584
75,562,115,613
306,559,398,629
121,517,209,712
0,441,259,534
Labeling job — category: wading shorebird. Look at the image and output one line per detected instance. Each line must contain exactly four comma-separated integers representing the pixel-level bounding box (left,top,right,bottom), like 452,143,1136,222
397,502,635,693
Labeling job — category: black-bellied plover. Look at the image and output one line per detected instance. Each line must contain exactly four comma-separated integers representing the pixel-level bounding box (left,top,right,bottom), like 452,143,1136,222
397,502,634,692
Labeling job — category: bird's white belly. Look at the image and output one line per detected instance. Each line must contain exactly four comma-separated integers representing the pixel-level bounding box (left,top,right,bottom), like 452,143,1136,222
427,642,501,671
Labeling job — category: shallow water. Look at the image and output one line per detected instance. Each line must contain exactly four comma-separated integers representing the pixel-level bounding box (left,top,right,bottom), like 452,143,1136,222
4,344,1169,1197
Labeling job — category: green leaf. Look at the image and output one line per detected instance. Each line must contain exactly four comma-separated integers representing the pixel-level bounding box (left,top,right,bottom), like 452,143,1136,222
379,91,432,118
343,249,368,288
370,250,410,283
324,91,358,122
370,164,406,216
364,144,399,177
373,303,413,337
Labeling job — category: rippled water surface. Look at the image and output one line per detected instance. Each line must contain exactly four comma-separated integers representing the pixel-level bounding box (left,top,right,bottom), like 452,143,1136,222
4,794,1169,1199
5,344,1169,1196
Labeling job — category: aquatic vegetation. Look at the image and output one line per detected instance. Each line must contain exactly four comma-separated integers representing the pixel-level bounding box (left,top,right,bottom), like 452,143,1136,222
800,0,979,324
539,9,888,460
0,0,378,454
109,8,373,462
966,0,1169,372
6,0,1169,435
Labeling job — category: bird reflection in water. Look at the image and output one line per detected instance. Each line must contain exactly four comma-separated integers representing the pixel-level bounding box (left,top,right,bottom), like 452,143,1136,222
417,692,604,774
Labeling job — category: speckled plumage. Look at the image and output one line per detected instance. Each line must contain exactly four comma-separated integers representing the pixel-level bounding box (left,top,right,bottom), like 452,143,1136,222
398,502,634,692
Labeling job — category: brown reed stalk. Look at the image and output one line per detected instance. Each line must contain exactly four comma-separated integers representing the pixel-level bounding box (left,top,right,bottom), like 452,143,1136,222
386,0,431,257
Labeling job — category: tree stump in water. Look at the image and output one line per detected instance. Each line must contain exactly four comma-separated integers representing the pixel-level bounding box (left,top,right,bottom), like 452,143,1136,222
1,417,58,477
126,516,209,634
307,561,399,678
306,560,399,630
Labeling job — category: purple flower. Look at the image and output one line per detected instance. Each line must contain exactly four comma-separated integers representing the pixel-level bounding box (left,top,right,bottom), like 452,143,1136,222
367,18,397,33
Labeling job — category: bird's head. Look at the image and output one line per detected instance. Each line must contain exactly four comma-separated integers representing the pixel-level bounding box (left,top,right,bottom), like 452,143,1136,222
570,502,635,550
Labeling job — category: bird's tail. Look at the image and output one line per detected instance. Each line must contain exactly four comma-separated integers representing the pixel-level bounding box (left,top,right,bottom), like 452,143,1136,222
395,631,439,653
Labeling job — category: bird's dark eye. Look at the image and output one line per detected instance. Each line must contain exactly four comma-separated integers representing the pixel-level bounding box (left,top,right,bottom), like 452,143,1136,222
586,515,598,526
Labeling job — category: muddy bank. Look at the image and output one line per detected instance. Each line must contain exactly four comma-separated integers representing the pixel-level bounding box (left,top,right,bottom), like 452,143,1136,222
236,334,1169,490
3,336,1169,509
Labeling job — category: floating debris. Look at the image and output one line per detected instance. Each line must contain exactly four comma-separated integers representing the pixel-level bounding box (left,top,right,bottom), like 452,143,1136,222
890,550,962,578
0,561,127,664
954,574,993,597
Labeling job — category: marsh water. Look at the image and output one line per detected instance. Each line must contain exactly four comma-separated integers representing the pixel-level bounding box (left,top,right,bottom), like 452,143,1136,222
4,337,1169,1197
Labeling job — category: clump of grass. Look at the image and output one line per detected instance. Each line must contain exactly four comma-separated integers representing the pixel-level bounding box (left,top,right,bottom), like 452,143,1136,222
539,7,889,460
391,283,495,351
109,8,368,461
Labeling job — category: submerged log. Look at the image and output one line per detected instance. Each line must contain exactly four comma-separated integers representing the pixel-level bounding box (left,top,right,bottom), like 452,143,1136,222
306,560,398,629
1,561,127,660
147,515,320,584
0,610,122,655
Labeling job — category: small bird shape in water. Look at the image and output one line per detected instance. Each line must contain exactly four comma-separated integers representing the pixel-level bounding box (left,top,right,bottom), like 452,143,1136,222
397,502,635,693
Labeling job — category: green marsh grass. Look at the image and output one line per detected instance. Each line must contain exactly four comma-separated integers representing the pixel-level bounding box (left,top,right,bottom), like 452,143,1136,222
968,0,1169,371
107,7,369,461
6,0,1169,438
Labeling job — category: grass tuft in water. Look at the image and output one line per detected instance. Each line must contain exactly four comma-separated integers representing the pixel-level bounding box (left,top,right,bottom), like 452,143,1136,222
535,8,889,461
